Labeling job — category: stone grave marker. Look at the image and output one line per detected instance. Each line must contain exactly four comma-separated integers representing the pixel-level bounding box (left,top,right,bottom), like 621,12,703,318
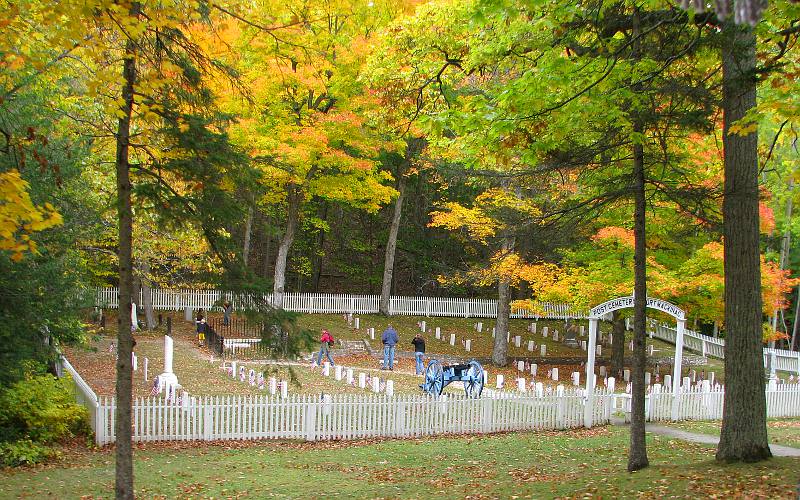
435,328,441,340
572,372,580,386
599,365,606,377
551,368,559,381
450,333,456,346
540,344,547,356
354,317,360,329
476,322,483,332
465,339,472,351
359,372,367,388
563,329,579,348
543,326,549,338
596,345,602,356
280,380,288,398
530,363,538,377
496,374,504,389
386,380,394,396
517,378,526,392
372,376,381,393
517,360,524,372
623,369,631,382
335,365,343,381
664,374,672,389
514,335,521,347
553,331,559,342
607,377,616,392
346,368,354,385
269,377,277,395
644,372,651,385
528,340,535,351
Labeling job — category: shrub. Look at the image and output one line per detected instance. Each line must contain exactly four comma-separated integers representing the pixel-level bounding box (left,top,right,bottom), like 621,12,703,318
0,373,91,465
0,440,57,467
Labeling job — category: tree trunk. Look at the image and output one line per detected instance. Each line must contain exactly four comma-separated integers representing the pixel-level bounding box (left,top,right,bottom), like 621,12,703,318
791,286,800,351
611,310,625,379
114,19,137,500
628,99,649,472
273,185,300,309
380,174,406,315
139,259,156,330
716,20,771,463
243,204,253,267
262,212,273,279
492,235,514,367
311,202,328,292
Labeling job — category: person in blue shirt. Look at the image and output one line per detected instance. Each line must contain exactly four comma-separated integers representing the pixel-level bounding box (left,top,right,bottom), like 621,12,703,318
381,324,399,370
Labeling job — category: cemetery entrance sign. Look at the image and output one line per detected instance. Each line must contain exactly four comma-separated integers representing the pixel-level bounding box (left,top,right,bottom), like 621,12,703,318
584,295,687,427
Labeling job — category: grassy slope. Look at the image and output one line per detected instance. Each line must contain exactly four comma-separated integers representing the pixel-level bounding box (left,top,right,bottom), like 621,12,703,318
72,311,725,398
1,426,797,498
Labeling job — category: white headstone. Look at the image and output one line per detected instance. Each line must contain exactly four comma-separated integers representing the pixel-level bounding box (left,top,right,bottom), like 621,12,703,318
372,376,381,393
709,372,715,386
532,323,537,334
496,374,504,389
553,331,558,342
280,380,288,398
269,377,277,395
144,357,149,381
420,321,426,332
346,368,354,384
492,327,496,337
507,332,510,342
528,340,535,351
517,360,524,372
483,370,488,383
450,333,456,346
370,328,375,340
581,341,587,351
323,362,330,377
596,345,602,356
580,325,585,336
131,303,138,331
691,369,697,382
535,382,544,397
599,365,606,377
682,376,691,389
540,344,546,356
768,378,778,391
552,367,559,381
435,328,441,340
514,335,521,347
648,344,655,356
572,372,580,386
359,373,366,388
623,369,631,382
476,322,483,332
132,352,137,371
163,335,174,374
607,377,616,392
386,380,394,396
231,361,237,378
644,372,651,385
543,327,549,338
517,378,526,392
354,317,360,329
664,374,672,389
608,333,613,345
465,339,472,351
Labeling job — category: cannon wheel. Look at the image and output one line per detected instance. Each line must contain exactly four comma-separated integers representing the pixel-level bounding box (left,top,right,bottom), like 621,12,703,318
424,359,444,396
464,360,484,398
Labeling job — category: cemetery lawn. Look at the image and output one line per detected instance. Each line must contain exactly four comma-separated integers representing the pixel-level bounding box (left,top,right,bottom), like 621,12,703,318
2,426,798,498
661,418,800,449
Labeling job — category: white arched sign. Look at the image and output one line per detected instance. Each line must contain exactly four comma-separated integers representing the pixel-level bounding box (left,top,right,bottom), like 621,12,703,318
584,295,687,428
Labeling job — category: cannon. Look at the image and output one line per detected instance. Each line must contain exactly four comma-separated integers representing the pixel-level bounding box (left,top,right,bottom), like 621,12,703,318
420,359,485,398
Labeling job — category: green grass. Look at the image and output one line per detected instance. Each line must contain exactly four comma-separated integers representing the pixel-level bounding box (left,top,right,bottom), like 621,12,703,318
662,418,800,449
1,426,797,498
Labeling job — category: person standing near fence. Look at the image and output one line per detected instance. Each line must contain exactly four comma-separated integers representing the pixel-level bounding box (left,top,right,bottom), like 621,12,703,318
196,309,206,347
381,324,398,370
317,329,335,366
411,332,425,375
222,300,233,326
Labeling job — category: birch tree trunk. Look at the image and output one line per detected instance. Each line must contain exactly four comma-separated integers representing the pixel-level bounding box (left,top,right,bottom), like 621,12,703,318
243,205,253,267
380,174,406,315
273,185,300,309
716,20,771,463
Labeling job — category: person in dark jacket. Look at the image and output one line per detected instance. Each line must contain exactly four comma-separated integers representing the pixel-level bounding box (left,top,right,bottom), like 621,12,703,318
381,324,399,370
411,332,426,375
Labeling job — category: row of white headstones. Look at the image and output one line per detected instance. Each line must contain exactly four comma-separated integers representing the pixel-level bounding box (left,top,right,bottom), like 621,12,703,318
313,361,396,396
219,360,290,397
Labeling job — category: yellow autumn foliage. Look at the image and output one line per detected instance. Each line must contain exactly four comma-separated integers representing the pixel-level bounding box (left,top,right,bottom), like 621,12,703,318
0,170,62,261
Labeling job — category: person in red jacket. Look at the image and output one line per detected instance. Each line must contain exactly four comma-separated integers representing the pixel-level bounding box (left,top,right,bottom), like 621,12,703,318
317,329,335,366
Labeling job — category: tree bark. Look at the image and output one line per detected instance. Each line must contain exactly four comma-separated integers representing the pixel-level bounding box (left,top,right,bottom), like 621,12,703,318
492,235,514,367
716,20,771,463
311,202,328,292
380,174,406,315
243,204,253,267
139,259,156,330
262,212,273,279
611,310,625,379
114,15,138,499
628,98,649,472
273,185,300,309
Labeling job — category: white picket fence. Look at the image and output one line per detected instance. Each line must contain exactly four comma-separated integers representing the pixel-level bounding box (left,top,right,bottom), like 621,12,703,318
94,287,585,319
61,356,100,437
649,323,800,375
91,390,614,445
617,384,800,422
